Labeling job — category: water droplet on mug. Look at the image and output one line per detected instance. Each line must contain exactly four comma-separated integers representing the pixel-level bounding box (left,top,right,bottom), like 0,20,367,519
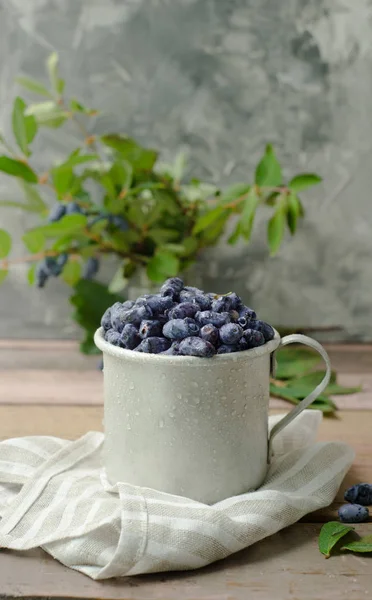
129,382,135,390
221,396,227,401
169,412,174,418
231,410,236,416
191,381,199,388
176,393,182,400
194,397,201,405
159,419,165,428
216,410,221,416
127,424,132,430
217,378,223,384
161,373,166,379
135,411,140,416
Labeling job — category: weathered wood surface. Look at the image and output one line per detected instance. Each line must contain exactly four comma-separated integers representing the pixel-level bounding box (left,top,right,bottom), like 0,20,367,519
0,340,371,408
0,524,371,599
0,341,371,598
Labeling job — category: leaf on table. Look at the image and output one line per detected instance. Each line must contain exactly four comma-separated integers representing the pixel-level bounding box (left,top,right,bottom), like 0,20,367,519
275,354,321,379
0,229,12,258
318,522,354,558
342,534,372,553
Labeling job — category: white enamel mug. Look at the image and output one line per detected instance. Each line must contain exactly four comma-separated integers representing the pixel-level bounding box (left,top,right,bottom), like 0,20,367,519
95,327,331,504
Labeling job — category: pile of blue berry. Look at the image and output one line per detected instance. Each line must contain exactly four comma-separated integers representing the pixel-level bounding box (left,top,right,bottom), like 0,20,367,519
100,277,275,357
338,483,372,523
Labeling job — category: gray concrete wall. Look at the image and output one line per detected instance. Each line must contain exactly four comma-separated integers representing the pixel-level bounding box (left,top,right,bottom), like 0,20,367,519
1,0,372,340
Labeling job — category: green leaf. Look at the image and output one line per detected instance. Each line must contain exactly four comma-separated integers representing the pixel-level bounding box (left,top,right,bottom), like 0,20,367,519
240,188,260,240
20,181,47,213
342,534,372,553
22,229,45,253
27,263,36,285
267,200,286,255
16,76,53,98
70,279,124,354
289,173,322,193
32,214,87,238
146,251,180,283
51,168,73,198
62,260,82,286
228,222,242,245
286,191,300,235
219,183,251,206
318,522,354,558
276,347,321,379
326,383,362,396
108,264,127,294
56,153,99,171
0,269,8,284
25,102,68,128
47,52,65,95
101,135,158,171
192,206,227,235
0,229,12,258
12,97,37,155
255,144,282,187
110,160,133,191
70,99,97,115
0,156,38,183
147,228,180,244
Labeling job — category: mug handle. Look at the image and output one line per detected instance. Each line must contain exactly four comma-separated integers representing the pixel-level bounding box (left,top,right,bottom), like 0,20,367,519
268,334,332,460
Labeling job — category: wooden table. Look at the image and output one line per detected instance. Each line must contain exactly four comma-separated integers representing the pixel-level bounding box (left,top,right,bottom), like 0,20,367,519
0,340,371,599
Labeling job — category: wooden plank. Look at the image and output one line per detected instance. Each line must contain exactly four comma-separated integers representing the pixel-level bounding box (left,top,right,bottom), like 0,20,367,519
0,523,371,599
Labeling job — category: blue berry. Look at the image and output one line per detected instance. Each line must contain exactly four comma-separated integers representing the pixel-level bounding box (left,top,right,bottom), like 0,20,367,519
168,302,199,319
112,305,153,332
139,319,162,338
109,215,128,231
217,344,237,354
83,257,99,280
192,294,211,311
160,277,184,294
184,286,203,294
145,295,175,315
160,341,181,355
236,337,249,351
242,329,265,348
163,318,200,340
229,310,240,322
179,337,216,357
226,292,242,310
122,300,135,310
239,306,257,322
338,504,369,523
200,324,219,345
36,262,50,288
250,319,275,342
212,296,233,313
101,306,113,331
135,337,171,354
120,324,141,349
105,329,122,346
195,311,231,328
48,204,66,222
65,202,83,215
344,484,372,506
219,323,244,345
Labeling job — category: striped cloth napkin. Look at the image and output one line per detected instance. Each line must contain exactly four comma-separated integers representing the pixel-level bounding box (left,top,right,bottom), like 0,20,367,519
0,411,354,579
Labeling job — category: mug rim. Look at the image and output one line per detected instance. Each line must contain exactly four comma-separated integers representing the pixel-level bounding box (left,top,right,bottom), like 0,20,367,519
95,326,281,365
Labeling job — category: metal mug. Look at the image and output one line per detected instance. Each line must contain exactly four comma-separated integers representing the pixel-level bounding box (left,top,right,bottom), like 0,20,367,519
95,327,331,504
